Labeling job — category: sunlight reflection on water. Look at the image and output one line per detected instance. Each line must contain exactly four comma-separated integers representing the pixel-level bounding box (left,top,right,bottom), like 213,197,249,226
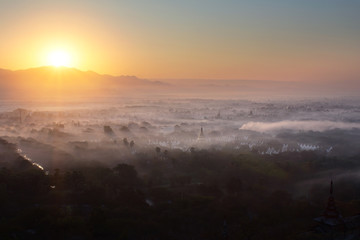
17,148,44,170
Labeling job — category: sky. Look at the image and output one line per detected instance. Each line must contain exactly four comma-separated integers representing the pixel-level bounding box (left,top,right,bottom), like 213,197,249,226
1,0,360,81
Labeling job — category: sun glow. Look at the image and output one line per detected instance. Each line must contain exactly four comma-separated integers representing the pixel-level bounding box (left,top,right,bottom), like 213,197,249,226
47,50,72,67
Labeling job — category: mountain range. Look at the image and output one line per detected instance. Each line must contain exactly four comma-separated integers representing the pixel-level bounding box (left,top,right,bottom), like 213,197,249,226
0,66,167,100
0,66,359,100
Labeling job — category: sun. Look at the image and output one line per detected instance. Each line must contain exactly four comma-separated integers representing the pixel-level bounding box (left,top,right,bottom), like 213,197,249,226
47,50,72,67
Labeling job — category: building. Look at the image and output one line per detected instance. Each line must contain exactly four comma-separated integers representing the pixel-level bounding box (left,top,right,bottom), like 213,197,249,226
311,180,360,240
197,127,205,141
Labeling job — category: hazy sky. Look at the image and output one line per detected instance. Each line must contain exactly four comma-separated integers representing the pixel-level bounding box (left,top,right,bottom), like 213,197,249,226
1,0,360,81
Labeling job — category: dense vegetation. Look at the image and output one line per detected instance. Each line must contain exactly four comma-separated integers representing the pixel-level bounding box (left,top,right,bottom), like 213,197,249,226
1,140,360,239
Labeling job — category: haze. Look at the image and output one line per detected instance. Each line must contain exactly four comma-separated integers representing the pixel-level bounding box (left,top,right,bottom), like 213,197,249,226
1,1,360,239
1,0,360,83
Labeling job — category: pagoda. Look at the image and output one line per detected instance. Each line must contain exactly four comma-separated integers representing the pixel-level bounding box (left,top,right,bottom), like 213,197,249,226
314,180,343,227
198,127,205,140
310,180,360,239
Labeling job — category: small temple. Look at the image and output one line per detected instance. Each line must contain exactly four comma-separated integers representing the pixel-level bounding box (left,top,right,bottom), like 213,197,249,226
310,180,360,239
197,127,205,141
314,180,343,226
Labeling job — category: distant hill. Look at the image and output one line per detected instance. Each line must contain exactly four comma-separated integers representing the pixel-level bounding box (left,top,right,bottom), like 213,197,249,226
0,66,169,100
0,66,358,100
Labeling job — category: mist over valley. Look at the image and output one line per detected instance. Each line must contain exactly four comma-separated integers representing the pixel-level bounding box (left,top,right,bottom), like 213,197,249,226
1,0,360,238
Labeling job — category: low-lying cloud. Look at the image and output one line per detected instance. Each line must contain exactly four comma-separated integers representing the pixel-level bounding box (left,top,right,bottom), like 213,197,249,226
240,120,360,133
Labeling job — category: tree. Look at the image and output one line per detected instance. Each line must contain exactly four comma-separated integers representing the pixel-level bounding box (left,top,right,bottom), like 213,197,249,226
226,177,242,195
123,138,129,147
112,163,138,187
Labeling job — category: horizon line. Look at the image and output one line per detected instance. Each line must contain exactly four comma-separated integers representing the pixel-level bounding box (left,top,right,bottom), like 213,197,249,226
0,65,292,83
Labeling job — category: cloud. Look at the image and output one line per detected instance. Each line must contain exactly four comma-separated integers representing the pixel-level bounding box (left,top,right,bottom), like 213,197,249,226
240,120,360,133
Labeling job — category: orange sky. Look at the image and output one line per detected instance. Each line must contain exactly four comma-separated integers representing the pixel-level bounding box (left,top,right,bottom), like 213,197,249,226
1,0,360,82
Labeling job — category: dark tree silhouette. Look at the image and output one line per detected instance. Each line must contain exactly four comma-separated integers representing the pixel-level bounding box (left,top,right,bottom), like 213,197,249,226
123,138,129,147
